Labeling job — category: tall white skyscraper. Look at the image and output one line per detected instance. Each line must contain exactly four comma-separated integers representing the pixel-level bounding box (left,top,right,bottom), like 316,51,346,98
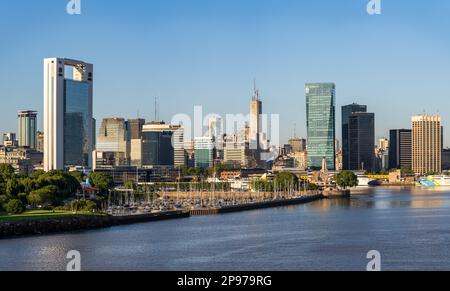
44,58,94,171
249,88,262,150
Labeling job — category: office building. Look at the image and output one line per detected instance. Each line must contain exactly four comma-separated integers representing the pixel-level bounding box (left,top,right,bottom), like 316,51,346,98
173,127,187,167
250,88,262,151
443,148,450,171
389,129,412,170
378,138,389,152
306,83,336,170
141,122,180,167
288,138,306,153
36,131,44,152
342,103,367,170
412,115,442,175
3,133,18,147
43,58,94,171
348,112,375,171
96,118,129,166
194,137,215,169
18,110,37,149
127,118,146,167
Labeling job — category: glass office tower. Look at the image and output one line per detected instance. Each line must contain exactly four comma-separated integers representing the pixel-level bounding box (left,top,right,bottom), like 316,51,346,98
18,110,37,149
44,58,93,171
342,103,367,170
306,83,336,170
348,112,375,171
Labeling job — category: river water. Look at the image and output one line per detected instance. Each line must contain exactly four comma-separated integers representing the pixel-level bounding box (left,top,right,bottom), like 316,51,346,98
1,186,450,271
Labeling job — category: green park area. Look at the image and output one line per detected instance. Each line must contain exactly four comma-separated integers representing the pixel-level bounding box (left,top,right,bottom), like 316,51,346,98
0,209,100,223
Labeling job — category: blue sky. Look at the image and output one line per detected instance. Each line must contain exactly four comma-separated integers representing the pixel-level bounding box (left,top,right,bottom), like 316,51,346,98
0,0,450,147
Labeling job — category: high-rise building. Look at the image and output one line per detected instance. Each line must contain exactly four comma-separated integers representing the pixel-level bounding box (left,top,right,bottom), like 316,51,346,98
288,138,306,153
194,137,215,169
306,83,336,170
249,88,262,150
173,127,187,167
128,118,146,140
43,58,94,171
443,148,450,171
348,112,375,171
18,110,37,149
3,132,18,147
412,115,442,175
141,122,180,167
36,131,44,152
389,129,412,170
96,118,130,166
342,103,367,170
378,138,389,152
127,118,146,167
224,135,248,167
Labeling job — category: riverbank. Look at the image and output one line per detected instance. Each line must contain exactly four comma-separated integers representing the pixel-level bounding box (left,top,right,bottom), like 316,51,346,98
0,194,326,239
0,211,189,239
189,195,324,215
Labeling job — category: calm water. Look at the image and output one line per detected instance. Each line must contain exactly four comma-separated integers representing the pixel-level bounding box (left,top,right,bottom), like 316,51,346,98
2,186,450,271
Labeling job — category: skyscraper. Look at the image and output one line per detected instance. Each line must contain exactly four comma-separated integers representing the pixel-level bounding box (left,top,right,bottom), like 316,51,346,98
127,118,146,167
389,129,412,170
194,137,215,169
249,88,262,150
141,122,180,166
306,83,336,170
412,115,442,175
348,112,375,171
18,110,37,149
96,118,130,166
341,103,367,170
44,58,94,171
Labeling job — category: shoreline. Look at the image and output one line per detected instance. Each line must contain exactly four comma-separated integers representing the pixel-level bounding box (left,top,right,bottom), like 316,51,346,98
0,194,325,239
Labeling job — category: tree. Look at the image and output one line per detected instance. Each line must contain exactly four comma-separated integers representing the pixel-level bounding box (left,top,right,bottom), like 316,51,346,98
4,199,25,215
89,172,114,194
274,172,299,191
401,166,414,176
28,185,59,207
335,171,358,189
124,179,136,191
70,171,85,183
0,164,15,178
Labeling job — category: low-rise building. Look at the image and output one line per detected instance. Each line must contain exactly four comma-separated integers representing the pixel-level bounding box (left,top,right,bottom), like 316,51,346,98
0,146,43,174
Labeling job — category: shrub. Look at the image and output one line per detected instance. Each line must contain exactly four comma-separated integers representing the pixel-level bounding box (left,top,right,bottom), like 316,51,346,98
5,199,25,215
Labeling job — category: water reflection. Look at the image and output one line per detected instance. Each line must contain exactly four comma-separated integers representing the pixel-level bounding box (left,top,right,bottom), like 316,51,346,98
2,186,450,271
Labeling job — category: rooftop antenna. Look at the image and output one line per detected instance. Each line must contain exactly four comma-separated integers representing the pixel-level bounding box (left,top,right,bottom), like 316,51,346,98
293,123,297,138
253,78,259,101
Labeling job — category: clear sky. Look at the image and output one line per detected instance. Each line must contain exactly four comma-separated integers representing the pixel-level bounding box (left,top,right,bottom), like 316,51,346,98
1,0,450,147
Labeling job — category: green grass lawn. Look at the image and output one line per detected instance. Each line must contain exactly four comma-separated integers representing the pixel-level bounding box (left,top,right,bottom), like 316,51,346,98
0,210,102,223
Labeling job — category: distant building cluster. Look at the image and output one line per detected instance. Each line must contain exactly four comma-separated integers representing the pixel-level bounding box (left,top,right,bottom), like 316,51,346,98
1,57,448,180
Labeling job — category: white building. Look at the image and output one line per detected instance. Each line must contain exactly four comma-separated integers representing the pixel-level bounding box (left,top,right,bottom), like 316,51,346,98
44,58,94,171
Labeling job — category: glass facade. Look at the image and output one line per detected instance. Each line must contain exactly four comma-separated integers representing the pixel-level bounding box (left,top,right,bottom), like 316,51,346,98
18,111,37,149
306,83,336,170
141,131,174,166
342,104,367,170
348,112,375,171
64,79,90,167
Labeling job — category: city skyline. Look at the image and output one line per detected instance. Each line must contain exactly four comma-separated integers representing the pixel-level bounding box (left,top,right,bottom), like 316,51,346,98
1,0,450,147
